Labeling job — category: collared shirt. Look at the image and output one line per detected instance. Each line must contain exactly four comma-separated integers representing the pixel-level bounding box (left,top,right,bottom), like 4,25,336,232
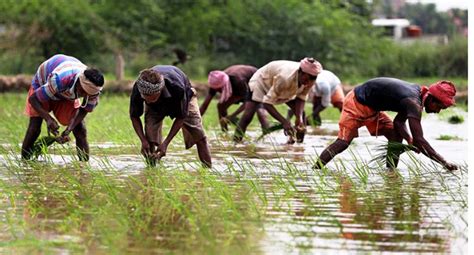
354,77,422,119
313,70,341,107
129,65,194,119
209,65,257,100
249,60,311,105
32,54,98,112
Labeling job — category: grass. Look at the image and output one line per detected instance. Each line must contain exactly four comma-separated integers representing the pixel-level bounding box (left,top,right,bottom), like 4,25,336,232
0,92,342,145
437,134,463,141
342,76,469,90
0,92,468,253
447,115,464,124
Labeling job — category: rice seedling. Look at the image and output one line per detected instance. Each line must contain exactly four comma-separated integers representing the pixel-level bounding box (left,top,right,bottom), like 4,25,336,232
447,115,464,124
437,134,463,141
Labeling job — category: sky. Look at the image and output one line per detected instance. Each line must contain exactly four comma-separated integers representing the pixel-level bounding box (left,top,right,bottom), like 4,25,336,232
405,0,469,11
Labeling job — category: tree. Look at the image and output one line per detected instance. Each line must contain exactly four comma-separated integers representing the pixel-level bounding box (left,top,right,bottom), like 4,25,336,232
0,0,102,60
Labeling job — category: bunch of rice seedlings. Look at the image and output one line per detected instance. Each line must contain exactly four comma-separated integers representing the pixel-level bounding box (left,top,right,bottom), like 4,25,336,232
31,135,57,159
256,123,306,142
371,141,417,166
448,115,464,124
256,123,283,141
227,115,240,126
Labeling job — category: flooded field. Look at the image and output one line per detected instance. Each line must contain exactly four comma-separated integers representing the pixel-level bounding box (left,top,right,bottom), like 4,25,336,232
0,106,468,254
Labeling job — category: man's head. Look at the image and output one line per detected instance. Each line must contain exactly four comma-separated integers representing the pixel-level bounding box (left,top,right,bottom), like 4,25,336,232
136,68,165,103
298,57,322,88
77,68,104,97
424,80,456,113
208,70,229,90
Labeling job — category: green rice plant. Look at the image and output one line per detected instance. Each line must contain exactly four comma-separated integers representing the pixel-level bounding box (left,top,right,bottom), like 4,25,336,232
437,135,463,141
371,142,417,167
256,123,283,141
30,135,57,159
0,155,267,253
447,115,464,124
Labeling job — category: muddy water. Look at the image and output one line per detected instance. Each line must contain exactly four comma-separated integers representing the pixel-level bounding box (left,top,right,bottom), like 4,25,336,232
0,112,468,254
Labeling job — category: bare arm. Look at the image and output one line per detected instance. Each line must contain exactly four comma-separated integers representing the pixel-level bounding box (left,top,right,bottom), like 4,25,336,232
291,98,306,127
312,98,326,116
130,115,154,157
393,113,412,143
218,96,243,119
408,118,457,170
156,117,184,159
130,116,147,144
263,103,288,125
63,108,88,134
228,103,245,119
163,118,184,145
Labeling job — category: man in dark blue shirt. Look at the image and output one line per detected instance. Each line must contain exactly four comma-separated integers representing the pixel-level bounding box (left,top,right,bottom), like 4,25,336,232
129,66,211,167
314,78,458,171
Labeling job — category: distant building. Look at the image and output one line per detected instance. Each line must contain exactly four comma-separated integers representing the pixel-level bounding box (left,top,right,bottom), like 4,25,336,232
372,18,410,40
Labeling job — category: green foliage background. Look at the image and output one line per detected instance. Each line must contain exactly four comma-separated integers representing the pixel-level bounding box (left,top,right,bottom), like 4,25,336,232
0,0,467,78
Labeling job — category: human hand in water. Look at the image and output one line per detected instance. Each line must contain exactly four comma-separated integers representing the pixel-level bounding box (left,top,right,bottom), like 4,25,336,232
154,142,169,160
219,117,229,131
46,117,60,136
141,140,153,157
443,162,458,171
283,120,295,137
56,130,71,144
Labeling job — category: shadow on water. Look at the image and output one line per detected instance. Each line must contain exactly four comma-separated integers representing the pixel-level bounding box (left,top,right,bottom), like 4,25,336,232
0,113,468,254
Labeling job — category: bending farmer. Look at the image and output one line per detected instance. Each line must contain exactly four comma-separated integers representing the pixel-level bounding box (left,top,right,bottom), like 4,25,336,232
287,69,344,126
200,65,269,131
309,69,344,125
233,57,322,143
129,66,212,167
314,78,458,171
21,54,104,161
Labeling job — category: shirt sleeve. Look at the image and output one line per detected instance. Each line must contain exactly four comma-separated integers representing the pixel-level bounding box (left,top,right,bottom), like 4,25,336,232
402,98,422,120
129,84,145,118
33,73,63,102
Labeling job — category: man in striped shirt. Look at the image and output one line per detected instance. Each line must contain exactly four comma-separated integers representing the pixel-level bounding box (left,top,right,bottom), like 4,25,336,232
21,54,104,161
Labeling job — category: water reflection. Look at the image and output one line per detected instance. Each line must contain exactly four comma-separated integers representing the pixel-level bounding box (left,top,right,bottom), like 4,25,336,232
261,167,463,254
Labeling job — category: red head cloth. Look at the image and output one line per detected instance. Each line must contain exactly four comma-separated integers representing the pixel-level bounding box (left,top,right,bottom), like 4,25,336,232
208,70,232,103
299,57,323,76
427,80,456,107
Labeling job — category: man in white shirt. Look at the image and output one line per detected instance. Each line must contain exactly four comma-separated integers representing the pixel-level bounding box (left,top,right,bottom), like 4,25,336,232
310,69,344,125
233,57,322,142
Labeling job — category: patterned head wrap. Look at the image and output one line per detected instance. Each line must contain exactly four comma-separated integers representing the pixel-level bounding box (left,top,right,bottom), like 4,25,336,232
136,70,165,95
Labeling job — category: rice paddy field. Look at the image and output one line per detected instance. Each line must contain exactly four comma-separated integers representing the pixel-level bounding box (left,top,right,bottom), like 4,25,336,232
0,92,468,254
